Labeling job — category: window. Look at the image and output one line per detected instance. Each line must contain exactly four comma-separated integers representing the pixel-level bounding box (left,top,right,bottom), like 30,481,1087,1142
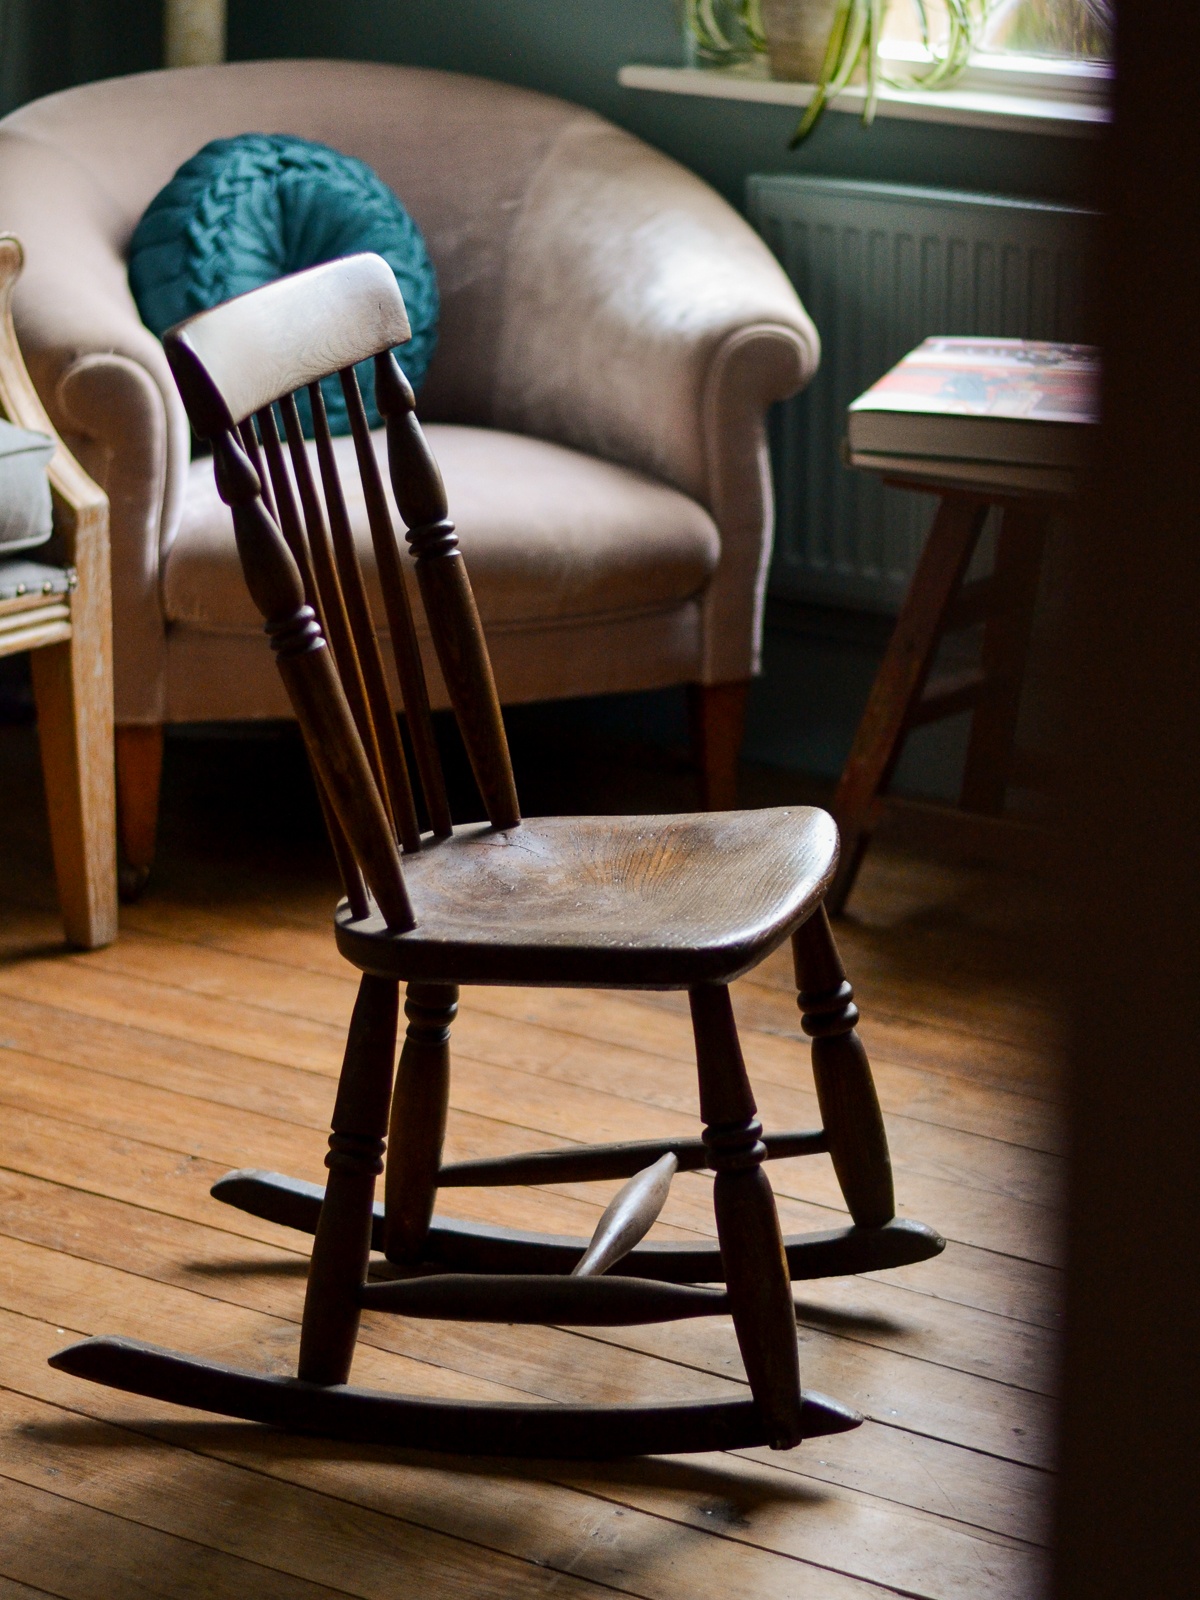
630,1,1113,134
880,0,1112,61
984,0,1113,60
876,0,1112,108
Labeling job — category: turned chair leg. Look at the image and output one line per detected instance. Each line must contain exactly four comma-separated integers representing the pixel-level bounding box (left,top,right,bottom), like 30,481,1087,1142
298,973,399,1386
689,982,803,1450
114,723,163,901
792,905,894,1228
688,680,748,811
383,981,457,1264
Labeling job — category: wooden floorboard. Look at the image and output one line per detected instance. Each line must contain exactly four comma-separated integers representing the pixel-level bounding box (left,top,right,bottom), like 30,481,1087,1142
0,724,1058,1598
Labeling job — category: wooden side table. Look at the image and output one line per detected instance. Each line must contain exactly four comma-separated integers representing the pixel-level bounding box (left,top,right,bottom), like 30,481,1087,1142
826,471,1058,916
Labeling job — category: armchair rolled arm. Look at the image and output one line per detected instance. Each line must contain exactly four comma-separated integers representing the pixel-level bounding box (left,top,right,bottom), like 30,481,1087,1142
492,121,817,683
55,353,171,723
492,120,818,508
0,130,193,721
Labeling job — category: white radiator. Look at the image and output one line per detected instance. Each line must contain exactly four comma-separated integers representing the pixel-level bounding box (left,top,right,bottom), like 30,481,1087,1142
747,175,1095,611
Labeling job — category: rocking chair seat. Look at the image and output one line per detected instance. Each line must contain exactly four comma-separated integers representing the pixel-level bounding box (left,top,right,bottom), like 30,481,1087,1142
335,806,838,989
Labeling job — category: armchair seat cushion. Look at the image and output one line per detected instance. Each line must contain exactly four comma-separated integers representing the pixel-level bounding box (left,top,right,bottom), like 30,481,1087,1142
163,423,721,637
0,417,55,551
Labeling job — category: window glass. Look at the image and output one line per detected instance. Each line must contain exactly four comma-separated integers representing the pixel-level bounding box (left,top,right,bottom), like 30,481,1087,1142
882,0,1113,61
984,0,1113,58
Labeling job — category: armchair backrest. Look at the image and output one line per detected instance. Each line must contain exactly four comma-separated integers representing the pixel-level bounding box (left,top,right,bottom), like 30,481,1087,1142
163,255,521,931
0,61,589,433
1,59,816,543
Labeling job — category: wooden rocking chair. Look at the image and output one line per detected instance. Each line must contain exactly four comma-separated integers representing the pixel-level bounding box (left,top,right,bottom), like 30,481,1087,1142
51,256,944,1457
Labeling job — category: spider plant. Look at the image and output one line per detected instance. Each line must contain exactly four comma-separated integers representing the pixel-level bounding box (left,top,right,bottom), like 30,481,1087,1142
683,0,766,66
790,0,994,144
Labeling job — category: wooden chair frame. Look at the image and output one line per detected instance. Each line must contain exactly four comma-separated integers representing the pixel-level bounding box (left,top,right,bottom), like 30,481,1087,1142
0,235,115,948
51,256,943,1457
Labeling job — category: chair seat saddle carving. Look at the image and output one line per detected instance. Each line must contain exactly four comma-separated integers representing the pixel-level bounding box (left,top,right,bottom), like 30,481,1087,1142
50,255,945,1457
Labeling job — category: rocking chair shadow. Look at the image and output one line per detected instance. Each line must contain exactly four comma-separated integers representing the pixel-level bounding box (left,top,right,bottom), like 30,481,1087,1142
50,255,944,1457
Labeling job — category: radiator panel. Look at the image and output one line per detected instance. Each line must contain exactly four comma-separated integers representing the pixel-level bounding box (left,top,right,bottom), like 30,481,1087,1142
747,176,1095,611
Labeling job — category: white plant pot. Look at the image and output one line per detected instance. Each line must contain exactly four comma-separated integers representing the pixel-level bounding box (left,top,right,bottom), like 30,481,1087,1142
761,0,840,82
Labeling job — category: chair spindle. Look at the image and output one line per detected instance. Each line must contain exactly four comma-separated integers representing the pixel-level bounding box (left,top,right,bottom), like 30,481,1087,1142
279,392,392,827
312,776,371,922
238,418,277,524
341,365,453,838
212,427,414,932
309,381,423,852
257,405,323,623
375,352,520,832
253,405,374,907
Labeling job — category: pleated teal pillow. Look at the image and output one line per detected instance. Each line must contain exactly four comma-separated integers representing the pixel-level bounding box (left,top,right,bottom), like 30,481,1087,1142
128,134,438,437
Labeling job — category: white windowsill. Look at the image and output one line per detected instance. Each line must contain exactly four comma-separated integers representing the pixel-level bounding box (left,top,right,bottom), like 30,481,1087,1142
617,55,1112,139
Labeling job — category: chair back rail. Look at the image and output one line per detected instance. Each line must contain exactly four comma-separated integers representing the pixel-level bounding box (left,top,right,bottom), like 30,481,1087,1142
171,254,412,437
163,253,523,926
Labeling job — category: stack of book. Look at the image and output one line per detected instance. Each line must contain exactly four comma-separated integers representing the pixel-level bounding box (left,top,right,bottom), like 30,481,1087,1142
846,337,1101,495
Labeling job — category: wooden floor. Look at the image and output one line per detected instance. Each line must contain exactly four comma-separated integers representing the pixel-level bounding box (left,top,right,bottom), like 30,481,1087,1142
0,720,1063,1599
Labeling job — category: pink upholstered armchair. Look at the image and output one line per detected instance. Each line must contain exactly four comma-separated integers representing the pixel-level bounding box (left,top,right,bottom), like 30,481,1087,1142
0,60,819,886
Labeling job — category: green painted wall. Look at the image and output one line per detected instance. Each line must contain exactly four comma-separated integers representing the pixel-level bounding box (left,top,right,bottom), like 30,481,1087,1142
1,0,1090,791
227,0,1095,211
0,0,159,117
225,0,1085,790
2,0,1094,209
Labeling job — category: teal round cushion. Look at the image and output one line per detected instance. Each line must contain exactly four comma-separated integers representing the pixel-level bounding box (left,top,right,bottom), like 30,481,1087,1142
128,133,438,437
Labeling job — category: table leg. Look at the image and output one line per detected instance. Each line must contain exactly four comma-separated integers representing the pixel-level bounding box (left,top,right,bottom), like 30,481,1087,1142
827,492,989,914
958,502,1050,814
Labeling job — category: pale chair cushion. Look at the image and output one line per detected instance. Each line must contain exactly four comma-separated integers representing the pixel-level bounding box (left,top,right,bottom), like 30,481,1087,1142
163,423,721,638
0,416,54,551
0,558,74,601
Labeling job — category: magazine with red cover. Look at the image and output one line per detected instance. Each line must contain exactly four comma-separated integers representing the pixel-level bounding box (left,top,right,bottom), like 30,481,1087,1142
848,338,1101,466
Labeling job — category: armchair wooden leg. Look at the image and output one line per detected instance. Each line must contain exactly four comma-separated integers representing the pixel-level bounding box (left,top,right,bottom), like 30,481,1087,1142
30,637,116,949
690,982,803,1450
688,680,748,811
115,723,163,901
298,974,399,1386
793,905,894,1228
383,982,457,1265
